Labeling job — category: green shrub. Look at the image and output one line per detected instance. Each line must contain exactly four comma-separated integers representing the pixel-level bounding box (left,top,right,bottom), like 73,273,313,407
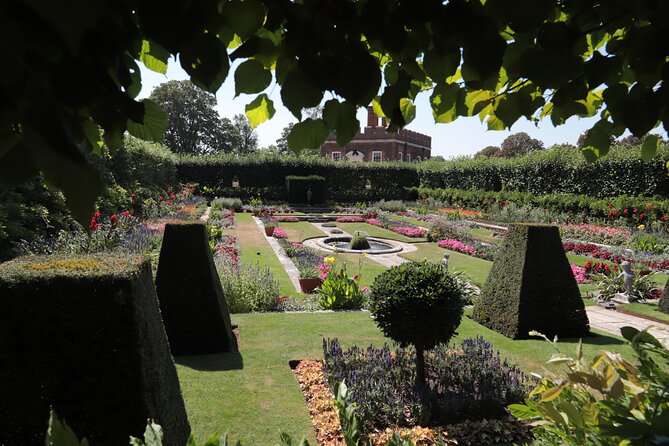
510,327,669,445
472,224,590,339
659,277,669,314
155,221,236,354
285,175,326,204
349,235,371,250
211,197,243,211
369,261,465,389
317,263,364,310
216,261,281,312
0,253,190,445
595,269,661,301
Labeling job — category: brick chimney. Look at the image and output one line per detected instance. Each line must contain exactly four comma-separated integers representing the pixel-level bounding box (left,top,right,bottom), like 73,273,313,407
367,106,378,127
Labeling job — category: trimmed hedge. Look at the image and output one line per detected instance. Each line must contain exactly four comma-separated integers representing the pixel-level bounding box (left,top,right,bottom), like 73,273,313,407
155,221,236,355
659,277,669,315
414,187,669,221
286,175,326,204
472,224,590,339
176,154,418,202
0,254,190,446
418,145,669,198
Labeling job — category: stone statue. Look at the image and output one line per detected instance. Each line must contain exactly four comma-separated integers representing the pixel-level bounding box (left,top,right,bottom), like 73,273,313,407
617,261,635,297
306,187,312,206
442,252,450,270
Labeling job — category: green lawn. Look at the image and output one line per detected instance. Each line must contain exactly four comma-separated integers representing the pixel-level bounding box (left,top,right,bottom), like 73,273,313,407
336,222,427,242
278,221,326,242
334,253,389,288
385,214,430,228
235,213,298,296
176,311,635,444
470,227,502,244
618,302,669,323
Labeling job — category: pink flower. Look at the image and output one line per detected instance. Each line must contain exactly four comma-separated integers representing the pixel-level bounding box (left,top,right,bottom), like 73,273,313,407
272,227,288,239
336,216,365,222
437,239,477,256
570,264,590,283
389,226,427,237
365,218,382,226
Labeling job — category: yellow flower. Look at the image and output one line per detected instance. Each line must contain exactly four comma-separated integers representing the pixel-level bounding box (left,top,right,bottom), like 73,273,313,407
362,252,369,257
638,224,646,230
324,256,336,264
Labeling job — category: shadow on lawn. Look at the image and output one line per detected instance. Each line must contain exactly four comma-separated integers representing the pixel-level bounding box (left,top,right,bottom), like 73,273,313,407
554,330,627,347
175,352,244,371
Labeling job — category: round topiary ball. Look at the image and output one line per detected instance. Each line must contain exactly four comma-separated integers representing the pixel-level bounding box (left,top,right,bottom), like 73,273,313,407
349,235,371,250
369,261,465,351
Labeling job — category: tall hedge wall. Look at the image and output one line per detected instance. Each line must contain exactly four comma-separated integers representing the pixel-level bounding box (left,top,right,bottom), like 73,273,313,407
418,145,669,198
176,154,419,202
176,146,669,202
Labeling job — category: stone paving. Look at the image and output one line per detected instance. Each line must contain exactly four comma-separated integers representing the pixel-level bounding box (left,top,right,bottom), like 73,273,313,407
586,306,669,346
253,216,302,293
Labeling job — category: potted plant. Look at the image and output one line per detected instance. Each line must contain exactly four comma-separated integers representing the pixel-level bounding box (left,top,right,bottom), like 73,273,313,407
263,220,275,236
298,265,322,293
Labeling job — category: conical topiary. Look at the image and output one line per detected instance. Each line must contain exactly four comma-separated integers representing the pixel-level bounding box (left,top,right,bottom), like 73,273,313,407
0,254,190,446
472,223,590,339
659,277,669,314
155,221,236,355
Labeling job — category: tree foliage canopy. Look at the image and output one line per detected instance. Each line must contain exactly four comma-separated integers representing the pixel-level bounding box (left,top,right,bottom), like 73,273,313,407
150,80,238,155
2,0,669,223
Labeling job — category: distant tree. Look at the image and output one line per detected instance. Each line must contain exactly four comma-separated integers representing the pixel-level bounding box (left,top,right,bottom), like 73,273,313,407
499,133,544,157
276,123,294,154
149,80,235,155
474,146,501,158
231,114,258,154
616,135,646,147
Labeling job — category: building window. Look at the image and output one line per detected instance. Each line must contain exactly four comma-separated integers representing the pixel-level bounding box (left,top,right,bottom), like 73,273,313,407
398,152,403,161
372,151,382,162
332,151,341,161
406,153,411,162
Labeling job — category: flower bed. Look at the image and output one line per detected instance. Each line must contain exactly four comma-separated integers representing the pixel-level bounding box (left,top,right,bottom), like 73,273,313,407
272,227,288,239
336,216,366,222
323,337,532,442
213,235,239,266
437,239,479,257
388,226,427,238
273,216,300,222
571,264,590,283
561,224,631,246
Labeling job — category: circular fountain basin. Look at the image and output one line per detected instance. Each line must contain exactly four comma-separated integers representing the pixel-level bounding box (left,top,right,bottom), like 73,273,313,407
318,236,402,254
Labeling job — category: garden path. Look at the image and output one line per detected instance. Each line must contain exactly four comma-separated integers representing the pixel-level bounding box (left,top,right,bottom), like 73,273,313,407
586,306,669,346
253,216,302,293
306,222,416,267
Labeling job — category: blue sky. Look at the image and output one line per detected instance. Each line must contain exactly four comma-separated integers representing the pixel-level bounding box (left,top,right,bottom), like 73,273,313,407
138,60,655,159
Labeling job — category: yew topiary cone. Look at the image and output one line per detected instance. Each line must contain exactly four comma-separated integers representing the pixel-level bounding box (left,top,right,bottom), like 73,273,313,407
155,221,236,355
659,277,669,314
0,254,190,446
473,223,590,339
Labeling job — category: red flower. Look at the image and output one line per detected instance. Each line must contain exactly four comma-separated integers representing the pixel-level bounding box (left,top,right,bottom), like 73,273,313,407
623,208,629,214
170,193,175,200
633,209,638,213
662,216,668,221
111,214,117,222
640,213,646,219
353,274,359,281
159,197,164,202
166,201,173,206
121,211,131,217
646,203,653,211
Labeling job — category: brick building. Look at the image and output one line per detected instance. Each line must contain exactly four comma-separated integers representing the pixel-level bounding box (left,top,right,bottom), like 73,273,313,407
320,107,431,162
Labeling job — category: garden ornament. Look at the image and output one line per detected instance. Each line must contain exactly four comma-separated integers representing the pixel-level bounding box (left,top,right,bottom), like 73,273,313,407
617,261,635,297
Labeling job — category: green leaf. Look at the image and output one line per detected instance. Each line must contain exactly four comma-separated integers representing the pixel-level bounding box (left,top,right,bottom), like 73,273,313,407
287,119,328,153
423,47,460,82
322,100,360,146
372,97,385,118
180,33,230,93
81,119,103,156
245,93,275,128
640,134,660,162
486,114,505,131
399,98,416,125
222,0,266,40
430,83,460,123
140,40,169,74
46,409,90,446
508,403,539,420
280,71,323,120
203,434,223,446
142,419,163,446
127,100,167,143
234,59,272,96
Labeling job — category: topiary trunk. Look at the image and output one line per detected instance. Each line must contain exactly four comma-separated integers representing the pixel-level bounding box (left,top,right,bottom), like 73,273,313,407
415,345,427,391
